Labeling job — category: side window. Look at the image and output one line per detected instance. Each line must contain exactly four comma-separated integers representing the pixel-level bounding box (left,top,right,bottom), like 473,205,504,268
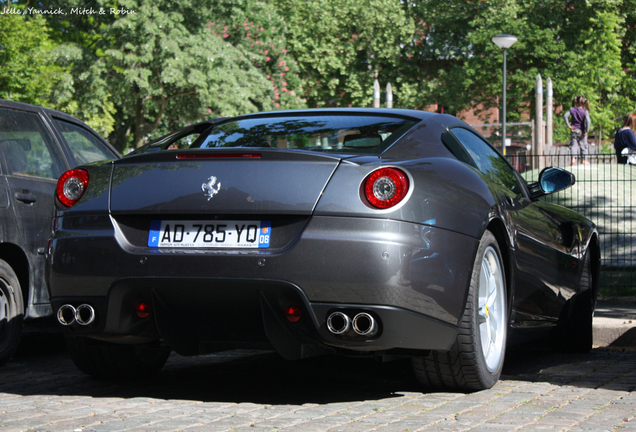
53,119,116,165
441,130,473,165
450,128,523,193
0,108,64,179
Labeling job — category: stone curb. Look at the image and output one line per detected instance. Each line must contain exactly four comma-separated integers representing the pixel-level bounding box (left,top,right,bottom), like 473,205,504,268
593,296,636,349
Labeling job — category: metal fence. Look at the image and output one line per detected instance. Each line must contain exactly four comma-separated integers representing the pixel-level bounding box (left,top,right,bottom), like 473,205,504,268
506,147,636,294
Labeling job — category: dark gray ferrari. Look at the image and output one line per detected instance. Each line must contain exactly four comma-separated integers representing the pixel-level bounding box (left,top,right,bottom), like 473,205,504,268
47,109,599,391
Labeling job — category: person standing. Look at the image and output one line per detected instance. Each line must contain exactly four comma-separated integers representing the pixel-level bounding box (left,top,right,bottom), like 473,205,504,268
564,96,592,165
613,113,636,164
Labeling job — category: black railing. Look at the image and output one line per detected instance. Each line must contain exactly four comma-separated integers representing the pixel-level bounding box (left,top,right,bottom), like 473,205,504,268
507,150,635,294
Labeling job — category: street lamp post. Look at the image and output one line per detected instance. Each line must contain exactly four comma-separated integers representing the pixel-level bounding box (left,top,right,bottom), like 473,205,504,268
491,34,517,155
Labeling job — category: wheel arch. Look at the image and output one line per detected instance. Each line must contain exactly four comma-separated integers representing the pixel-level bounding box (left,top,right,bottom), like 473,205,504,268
0,243,29,307
484,218,514,310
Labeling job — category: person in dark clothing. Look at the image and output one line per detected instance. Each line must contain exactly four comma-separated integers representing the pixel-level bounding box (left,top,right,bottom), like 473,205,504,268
614,113,636,164
564,96,592,165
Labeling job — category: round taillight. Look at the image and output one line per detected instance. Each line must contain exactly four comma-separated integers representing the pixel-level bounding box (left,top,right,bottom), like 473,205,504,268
136,302,152,319
56,169,89,208
285,306,301,323
363,167,410,209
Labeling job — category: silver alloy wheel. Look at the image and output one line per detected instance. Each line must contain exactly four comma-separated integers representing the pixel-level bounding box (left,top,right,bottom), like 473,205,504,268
411,230,506,391
478,246,506,372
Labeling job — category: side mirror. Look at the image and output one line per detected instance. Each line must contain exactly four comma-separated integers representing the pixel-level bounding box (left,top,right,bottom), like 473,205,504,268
530,167,575,199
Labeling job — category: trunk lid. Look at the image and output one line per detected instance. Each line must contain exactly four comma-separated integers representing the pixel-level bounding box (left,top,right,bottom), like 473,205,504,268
110,149,341,215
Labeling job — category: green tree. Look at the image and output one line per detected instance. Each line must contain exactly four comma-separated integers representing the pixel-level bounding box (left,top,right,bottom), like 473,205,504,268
0,13,60,105
208,0,306,111
9,0,636,151
618,0,636,125
407,0,627,143
555,2,626,143
275,0,415,107
46,0,295,151
107,0,279,149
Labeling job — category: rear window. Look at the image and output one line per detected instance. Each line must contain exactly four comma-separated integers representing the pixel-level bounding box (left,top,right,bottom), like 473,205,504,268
191,114,419,155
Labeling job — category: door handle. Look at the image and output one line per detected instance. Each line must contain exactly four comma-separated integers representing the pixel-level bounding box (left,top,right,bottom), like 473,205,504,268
14,192,37,204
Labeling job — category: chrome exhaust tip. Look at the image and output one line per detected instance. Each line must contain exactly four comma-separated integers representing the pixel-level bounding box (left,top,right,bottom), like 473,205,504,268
352,312,378,337
326,311,351,335
57,304,76,326
75,304,96,326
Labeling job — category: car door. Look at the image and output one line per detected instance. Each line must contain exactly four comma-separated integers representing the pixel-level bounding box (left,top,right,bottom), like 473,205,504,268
447,127,576,322
0,107,66,305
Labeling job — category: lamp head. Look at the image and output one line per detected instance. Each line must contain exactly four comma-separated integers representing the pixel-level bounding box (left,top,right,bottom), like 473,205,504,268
492,34,518,49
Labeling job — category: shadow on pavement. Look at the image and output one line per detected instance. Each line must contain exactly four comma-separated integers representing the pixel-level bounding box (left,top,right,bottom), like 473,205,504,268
7,330,419,404
2,329,634,405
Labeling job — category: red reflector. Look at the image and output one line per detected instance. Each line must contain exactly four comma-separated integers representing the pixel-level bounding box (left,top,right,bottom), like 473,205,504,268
176,153,261,159
285,306,302,323
135,302,152,319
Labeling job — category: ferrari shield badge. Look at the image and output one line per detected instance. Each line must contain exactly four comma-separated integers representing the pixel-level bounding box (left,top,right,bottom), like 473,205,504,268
202,176,221,200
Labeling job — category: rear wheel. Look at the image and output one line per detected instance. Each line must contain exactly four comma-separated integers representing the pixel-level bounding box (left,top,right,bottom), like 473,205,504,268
65,336,170,379
0,259,24,367
412,230,507,391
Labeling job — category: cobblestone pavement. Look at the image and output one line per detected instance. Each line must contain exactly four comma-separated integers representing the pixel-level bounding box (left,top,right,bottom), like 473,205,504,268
1,329,635,432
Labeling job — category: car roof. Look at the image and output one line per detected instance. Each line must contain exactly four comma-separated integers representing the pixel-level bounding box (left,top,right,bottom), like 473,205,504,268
0,98,87,124
0,98,121,158
228,107,440,122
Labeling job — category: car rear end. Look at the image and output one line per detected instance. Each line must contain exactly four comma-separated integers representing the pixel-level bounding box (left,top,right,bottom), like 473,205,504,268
47,110,478,361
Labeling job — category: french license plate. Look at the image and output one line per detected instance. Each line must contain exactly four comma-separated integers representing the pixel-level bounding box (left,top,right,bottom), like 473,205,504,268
148,220,271,248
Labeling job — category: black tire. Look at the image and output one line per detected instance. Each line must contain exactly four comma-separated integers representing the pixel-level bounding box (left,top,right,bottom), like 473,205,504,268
411,230,507,392
553,251,594,353
0,259,24,367
65,336,170,379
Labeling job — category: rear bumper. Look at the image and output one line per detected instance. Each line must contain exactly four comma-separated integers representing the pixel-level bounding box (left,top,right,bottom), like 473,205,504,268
50,279,459,358
48,215,478,356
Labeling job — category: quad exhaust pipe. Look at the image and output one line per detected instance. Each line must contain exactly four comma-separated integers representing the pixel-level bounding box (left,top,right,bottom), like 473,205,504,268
352,312,378,337
57,304,96,326
326,311,351,335
326,311,378,337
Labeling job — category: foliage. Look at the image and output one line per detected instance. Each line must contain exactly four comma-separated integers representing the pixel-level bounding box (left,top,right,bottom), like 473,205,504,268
207,0,306,111
407,0,628,143
4,0,636,150
46,0,285,150
17,0,300,151
0,13,60,106
618,0,636,127
274,0,415,107
107,0,280,148
557,4,626,143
